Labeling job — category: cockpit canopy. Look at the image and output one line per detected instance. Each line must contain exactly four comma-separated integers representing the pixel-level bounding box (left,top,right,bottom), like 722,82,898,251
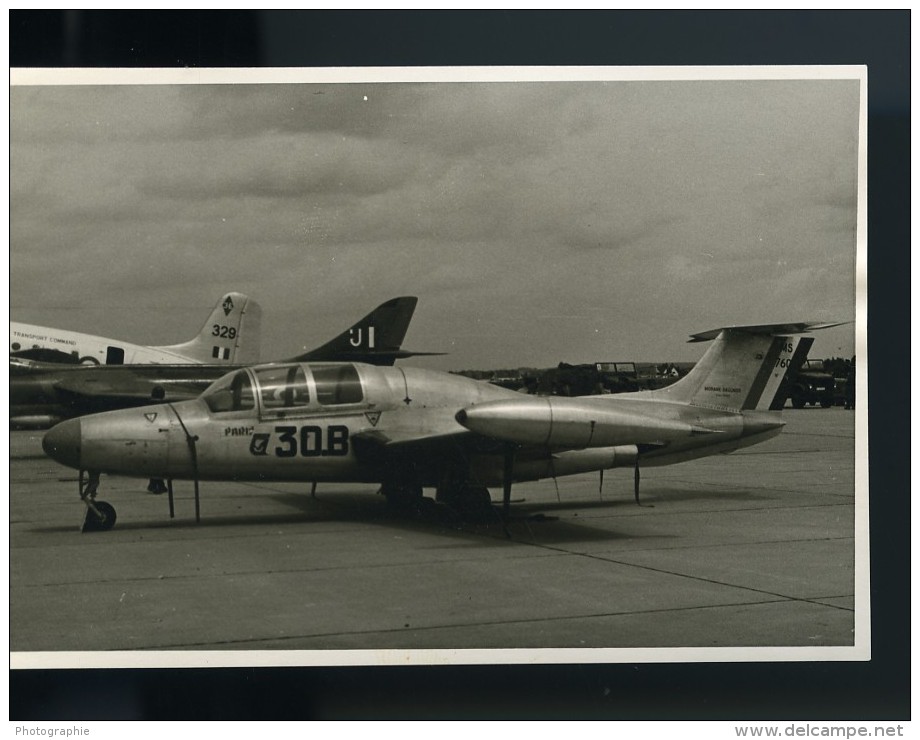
202,363,365,415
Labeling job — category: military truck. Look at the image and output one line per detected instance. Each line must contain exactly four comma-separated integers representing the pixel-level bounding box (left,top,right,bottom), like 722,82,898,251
785,358,836,409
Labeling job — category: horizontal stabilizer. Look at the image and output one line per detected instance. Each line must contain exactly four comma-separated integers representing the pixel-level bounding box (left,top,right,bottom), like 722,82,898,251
688,321,848,343
379,350,447,359
298,348,447,365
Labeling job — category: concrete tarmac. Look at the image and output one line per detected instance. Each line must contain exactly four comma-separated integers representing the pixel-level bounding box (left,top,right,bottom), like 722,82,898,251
10,407,861,662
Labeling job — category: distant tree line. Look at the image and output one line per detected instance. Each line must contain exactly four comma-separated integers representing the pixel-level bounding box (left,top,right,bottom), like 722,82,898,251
453,355,856,409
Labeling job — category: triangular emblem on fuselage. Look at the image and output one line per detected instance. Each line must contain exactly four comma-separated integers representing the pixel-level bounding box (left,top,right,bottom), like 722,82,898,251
144,412,158,423
365,411,381,427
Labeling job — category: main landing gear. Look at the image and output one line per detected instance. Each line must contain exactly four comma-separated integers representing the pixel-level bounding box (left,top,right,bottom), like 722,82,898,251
435,481,495,522
381,481,425,511
380,477,497,523
147,478,168,495
380,481,444,518
79,470,117,533
432,463,498,523
634,458,653,507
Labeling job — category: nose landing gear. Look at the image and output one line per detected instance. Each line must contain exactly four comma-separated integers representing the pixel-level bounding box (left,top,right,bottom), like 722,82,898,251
79,470,117,532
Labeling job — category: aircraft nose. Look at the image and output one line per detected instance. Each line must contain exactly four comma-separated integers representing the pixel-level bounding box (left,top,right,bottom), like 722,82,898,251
42,418,82,469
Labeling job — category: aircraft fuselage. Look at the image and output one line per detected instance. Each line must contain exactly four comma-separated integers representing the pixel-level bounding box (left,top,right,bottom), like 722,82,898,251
11,323,203,366
43,362,783,488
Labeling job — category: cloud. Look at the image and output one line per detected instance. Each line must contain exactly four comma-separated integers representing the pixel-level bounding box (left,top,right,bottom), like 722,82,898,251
11,76,860,365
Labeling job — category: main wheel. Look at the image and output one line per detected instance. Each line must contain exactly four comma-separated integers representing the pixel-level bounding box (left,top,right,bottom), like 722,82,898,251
82,500,117,532
382,483,424,512
146,478,168,495
450,485,495,522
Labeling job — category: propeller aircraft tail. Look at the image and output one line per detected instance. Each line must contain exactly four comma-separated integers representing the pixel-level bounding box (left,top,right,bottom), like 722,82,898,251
152,292,262,365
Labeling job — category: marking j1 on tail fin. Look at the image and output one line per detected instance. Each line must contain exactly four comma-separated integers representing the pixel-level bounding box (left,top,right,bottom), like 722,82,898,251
291,297,418,365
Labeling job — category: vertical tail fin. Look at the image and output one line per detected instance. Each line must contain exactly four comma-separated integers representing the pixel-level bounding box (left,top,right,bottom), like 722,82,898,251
648,323,840,412
763,336,813,411
153,292,262,364
289,297,419,365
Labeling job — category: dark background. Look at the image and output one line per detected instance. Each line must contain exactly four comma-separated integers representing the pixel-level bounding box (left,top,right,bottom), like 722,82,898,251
9,10,909,720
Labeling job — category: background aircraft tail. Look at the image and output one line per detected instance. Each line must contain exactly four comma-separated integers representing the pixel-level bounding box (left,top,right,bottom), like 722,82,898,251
152,292,262,364
647,322,839,411
289,296,424,366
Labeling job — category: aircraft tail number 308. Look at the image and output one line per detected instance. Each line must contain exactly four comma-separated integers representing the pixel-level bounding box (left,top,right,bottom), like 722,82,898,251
250,425,350,457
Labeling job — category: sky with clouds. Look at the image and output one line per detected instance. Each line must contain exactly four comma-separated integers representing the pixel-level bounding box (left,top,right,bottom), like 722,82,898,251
10,71,861,369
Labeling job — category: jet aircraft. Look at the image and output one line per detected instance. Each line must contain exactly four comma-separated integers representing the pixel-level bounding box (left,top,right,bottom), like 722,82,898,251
12,296,427,429
41,322,837,532
11,292,261,366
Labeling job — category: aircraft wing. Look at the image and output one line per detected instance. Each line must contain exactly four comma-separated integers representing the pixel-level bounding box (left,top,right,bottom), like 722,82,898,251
352,426,474,450
350,423,569,485
19,364,221,405
350,410,488,470
52,369,205,402
10,347,82,364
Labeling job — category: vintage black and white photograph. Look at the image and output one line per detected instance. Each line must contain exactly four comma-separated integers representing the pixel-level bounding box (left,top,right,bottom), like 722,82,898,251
10,66,866,667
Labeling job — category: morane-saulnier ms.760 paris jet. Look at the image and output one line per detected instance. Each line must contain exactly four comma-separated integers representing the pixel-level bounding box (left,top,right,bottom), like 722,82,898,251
42,322,839,532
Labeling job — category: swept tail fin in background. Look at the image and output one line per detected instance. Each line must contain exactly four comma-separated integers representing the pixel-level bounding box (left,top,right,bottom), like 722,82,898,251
152,292,262,364
648,322,844,412
289,296,442,366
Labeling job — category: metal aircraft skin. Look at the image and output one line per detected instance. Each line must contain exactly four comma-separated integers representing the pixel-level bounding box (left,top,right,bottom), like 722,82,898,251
11,292,262,367
42,322,839,531
12,296,427,429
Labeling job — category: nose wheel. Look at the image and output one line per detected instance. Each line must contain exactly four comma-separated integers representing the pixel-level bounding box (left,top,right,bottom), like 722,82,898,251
79,470,117,533
82,500,117,532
